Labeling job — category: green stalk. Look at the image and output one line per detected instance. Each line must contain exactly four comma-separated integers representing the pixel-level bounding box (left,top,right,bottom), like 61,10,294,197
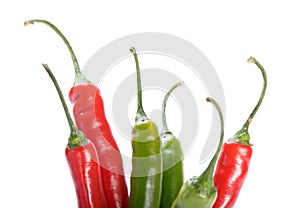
230,57,267,145
25,19,88,83
161,82,184,133
242,57,267,129
192,97,224,194
42,64,88,149
129,47,147,121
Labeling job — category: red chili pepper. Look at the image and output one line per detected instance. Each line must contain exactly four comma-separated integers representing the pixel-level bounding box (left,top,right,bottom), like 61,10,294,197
25,19,128,208
213,57,267,208
42,64,107,208
69,83,128,208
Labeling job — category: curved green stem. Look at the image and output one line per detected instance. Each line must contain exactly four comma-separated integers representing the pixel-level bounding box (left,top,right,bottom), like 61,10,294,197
162,82,184,133
25,19,87,83
200,97,224,182
42,64,88,148
230,57,267,145
242,57,267,130
42,64,76,134
130,47,147,121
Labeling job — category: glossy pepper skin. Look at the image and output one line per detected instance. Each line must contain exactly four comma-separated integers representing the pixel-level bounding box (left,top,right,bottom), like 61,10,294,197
171,98,224,208
25,19,128,208
128,47,162,208
160,82,184,208
65,142,107,208
213,57,267,208
69,82,128,208
42,64,107,208
213,142,252,207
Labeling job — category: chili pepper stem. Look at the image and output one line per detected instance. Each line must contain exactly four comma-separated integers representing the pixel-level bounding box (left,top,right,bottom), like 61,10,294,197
230,57,267,145
243,57,267,129
196,98,224,188
161,82,184,133
24,19,89,83
42,63,88,148
129,47,147,121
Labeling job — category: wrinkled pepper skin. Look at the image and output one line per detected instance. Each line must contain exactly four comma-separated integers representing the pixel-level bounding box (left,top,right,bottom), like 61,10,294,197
171,178,217,208
213,142,252,208
66,142,107,208
69,83,128,208
69,84,119,149
41,64,107,208
25,18,129,207
129,119,162,208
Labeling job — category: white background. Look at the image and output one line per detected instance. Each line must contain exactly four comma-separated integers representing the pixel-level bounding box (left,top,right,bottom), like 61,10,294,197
1,0,299,207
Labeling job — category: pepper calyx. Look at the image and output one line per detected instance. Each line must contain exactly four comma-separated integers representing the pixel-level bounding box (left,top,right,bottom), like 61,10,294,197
68,130,89,149
189,176,216,198
134,116,151,130
160,131,174,139
229,127,252,146
74,72,91,84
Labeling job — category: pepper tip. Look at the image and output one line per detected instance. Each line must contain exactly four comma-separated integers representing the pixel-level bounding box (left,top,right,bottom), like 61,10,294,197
247,56,256,64
24,20,33,26
177,81,184,87
130,47,136,54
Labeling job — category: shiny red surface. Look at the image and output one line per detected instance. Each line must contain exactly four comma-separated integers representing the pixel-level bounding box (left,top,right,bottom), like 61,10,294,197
213,142,252,208
69,83,128,208
66,142,107,208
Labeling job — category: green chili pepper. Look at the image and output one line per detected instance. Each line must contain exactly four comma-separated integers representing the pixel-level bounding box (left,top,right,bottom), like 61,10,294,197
171,97,224,208
128,47,162,208
160,82,184,208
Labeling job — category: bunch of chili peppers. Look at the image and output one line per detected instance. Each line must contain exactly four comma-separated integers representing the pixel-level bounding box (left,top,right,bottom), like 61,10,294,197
26,19,267,208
